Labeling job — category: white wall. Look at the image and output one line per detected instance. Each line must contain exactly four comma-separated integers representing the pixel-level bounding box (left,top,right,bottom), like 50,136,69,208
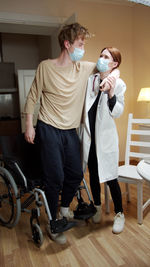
133,5,150,118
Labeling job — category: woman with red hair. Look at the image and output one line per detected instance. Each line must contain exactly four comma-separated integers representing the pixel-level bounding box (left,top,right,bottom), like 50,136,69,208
82,47,126,234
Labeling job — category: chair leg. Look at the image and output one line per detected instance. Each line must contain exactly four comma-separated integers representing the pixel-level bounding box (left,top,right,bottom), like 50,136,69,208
137,181,143,225
104,183,110,214
125,183,131,202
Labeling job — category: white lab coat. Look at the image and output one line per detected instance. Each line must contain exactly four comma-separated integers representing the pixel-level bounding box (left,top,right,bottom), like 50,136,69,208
81,73,126,183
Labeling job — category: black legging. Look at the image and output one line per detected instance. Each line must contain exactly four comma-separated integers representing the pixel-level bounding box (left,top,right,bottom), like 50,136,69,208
88,143,123,214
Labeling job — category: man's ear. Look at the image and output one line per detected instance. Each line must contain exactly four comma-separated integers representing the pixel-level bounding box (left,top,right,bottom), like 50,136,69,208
64,40,70,49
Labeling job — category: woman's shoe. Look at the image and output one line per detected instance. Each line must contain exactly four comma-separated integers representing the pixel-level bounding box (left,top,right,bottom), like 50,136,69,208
112,212,125,234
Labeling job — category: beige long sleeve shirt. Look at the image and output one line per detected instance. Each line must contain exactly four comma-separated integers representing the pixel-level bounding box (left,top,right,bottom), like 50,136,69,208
24,59,95,129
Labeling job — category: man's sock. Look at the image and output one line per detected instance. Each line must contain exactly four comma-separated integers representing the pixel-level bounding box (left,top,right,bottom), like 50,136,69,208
60,207,69,217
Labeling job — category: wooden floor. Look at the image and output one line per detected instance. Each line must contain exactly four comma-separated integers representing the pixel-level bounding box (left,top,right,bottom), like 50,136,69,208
1,173,150,267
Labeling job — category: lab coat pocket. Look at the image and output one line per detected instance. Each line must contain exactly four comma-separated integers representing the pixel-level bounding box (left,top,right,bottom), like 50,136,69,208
101,129,118,153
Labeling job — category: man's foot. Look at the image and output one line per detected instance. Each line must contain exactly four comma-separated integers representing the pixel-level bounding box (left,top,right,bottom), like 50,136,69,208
59,207,74,220
112,212,125,234
50,217,76,233
92,205,102,224
46,223,66,244
74,201,97,220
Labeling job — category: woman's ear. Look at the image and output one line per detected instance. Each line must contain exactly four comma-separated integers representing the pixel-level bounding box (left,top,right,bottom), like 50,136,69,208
64,40,70,49
113,62,118,68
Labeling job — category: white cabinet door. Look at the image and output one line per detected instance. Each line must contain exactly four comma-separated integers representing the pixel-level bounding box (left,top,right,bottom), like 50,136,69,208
18,69,40,133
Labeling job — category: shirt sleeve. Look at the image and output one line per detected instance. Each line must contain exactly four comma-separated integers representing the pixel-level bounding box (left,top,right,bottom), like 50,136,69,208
80,61,96,76
108,94,116,112
24,62,44,114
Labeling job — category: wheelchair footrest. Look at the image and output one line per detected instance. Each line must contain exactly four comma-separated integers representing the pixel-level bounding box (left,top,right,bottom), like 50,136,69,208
73,202,97,220
50,217,77,234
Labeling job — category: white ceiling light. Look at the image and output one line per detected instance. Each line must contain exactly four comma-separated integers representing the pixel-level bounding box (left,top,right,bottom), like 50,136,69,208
128,0,150,7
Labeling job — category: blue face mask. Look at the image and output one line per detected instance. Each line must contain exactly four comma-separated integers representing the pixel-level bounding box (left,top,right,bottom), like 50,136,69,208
96,57,110,72
69,47,85,61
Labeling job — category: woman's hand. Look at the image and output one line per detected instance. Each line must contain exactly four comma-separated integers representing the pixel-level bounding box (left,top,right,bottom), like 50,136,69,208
100,76,116,98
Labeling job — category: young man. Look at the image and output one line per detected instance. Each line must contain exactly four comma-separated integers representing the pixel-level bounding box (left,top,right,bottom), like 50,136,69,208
24,23,116,244
24,23,96,244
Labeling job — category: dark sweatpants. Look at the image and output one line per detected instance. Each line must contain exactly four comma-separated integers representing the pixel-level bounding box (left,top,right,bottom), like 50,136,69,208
35,120,83,220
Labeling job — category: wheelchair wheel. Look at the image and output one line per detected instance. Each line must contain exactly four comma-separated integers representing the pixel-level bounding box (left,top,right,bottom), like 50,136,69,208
32,223,44,247
0,167,21,228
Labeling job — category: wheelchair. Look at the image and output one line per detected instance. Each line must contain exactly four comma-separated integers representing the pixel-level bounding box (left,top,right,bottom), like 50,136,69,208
0,134,96,247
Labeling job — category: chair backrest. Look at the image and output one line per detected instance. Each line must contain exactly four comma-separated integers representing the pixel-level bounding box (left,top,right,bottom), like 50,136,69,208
125,113,150,165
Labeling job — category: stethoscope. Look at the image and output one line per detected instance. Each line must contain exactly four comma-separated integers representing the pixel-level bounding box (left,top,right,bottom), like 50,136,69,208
90,74,101,97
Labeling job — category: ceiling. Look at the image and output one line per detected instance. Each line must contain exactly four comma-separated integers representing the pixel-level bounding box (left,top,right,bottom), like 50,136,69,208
79,0,135,6
80,0,150,7
0,0,148,37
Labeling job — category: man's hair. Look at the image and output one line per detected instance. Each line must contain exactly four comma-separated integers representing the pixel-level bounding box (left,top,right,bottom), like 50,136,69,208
101,47,122,68
58,23,89,51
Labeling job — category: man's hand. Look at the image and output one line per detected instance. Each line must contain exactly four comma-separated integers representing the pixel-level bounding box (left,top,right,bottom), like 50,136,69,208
25,114,35,144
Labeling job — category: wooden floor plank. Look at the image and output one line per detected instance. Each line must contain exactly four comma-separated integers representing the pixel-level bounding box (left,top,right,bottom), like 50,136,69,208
0,174,150,267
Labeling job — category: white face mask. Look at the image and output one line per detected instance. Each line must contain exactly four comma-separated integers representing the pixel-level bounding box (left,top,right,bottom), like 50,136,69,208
69,47,85,61
96,57,110,72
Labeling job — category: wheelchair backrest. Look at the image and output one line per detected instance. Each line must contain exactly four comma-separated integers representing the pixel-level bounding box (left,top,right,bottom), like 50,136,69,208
0,134,42,187
0,134,25,158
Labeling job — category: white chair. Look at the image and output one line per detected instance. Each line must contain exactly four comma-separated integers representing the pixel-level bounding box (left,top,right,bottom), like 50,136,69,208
137,159,150,184
105,113,150,224
137,159,150,209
